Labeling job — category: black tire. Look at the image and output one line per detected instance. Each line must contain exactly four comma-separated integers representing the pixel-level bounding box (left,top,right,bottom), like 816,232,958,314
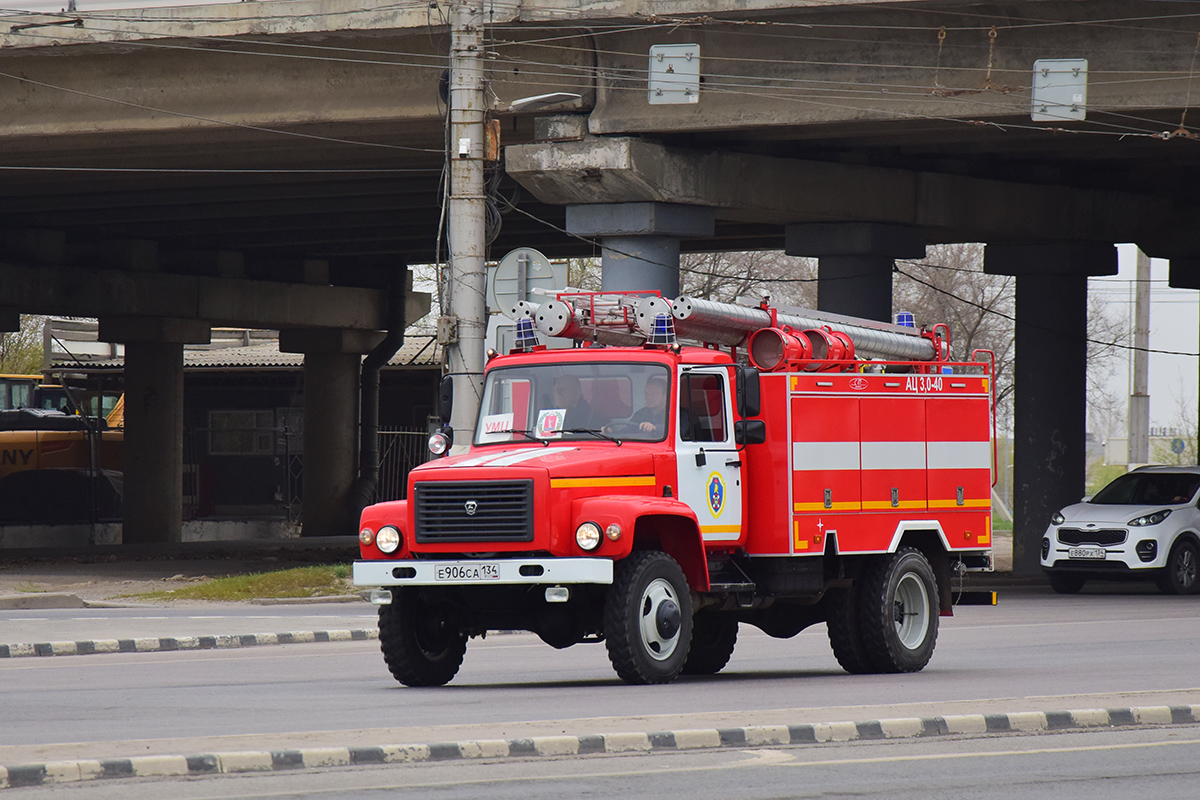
1047,573,1086,594
1157,539,1200,595
857,547,939,673
604,551,693,685
826,587,874,674
378,588,467,687
682,611,738,675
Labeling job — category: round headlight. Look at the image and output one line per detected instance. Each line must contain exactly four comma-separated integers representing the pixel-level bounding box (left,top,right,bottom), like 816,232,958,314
1050,511,1065,526
359,528,375,546
376,525,402,554
575,521,602,551
428,431,450,456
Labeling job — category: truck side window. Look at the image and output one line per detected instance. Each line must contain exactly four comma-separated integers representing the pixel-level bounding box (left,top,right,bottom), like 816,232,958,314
680,373,727,443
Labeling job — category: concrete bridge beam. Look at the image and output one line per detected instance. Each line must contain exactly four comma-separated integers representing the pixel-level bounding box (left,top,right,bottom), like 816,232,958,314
506,137,1180,245
985,242,1118,577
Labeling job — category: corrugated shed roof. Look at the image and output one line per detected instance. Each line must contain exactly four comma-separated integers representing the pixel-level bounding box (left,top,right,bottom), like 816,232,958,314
49,328,441,372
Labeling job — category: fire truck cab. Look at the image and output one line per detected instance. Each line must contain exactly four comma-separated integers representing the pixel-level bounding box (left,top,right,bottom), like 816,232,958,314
354,295,994,686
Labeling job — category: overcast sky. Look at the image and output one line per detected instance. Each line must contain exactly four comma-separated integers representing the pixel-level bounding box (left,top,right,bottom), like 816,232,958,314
1090,244,1200,433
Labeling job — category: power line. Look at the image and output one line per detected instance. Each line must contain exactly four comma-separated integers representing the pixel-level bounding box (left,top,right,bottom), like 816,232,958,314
895,264,1199,358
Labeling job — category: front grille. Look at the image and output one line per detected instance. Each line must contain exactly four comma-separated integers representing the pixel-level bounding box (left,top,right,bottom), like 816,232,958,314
1057,528,1127,546
414,480,534,543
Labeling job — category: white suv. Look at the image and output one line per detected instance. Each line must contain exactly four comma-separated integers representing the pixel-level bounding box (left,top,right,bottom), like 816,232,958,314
1041,465,1200,595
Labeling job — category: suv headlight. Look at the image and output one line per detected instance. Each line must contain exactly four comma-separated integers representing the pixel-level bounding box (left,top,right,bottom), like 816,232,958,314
1129,509,1172,527
1050,511,1065,525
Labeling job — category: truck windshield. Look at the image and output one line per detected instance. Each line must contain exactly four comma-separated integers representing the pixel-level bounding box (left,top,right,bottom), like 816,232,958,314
475,362,672,445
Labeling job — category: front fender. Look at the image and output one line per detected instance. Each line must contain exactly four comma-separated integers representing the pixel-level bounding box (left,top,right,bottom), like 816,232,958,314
359,499,409,559
571,495,708,590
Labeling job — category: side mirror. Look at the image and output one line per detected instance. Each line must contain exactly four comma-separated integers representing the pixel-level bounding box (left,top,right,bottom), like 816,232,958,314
734,419,766,446
438,375,454,425
736,366,761,418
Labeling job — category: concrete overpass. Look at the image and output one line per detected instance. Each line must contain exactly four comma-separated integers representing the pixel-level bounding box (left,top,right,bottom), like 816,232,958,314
1,0,1198,574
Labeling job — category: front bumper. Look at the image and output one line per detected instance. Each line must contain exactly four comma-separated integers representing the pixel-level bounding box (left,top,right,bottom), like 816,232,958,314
353,557,614,587
1041,525,1168,572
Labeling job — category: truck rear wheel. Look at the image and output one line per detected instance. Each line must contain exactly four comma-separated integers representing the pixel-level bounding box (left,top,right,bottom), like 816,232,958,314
858,547,938,673
378,588,467,687
826,587,873,674
604,550,693,685
682,611,737,675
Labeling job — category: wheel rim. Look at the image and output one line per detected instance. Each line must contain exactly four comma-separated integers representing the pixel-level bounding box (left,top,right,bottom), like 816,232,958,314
638,577,682,661
892,572,930,650
1175,546,1197,588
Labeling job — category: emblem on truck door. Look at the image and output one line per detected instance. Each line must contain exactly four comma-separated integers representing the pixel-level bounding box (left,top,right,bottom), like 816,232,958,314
707,474,725,515
464,501,478,516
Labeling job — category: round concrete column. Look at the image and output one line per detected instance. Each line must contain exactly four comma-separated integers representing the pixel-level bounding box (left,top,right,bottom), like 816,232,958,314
786,223,926,323
815,255,895,322
122,340,185,544
566,203,715,297
986,242,1117,576
300,352,361,538
599,235,682,297
99,316,210,546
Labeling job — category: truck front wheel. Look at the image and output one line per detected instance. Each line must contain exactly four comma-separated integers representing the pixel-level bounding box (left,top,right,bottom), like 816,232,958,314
378,588,467,687
604,551,693,685
858,547,939,673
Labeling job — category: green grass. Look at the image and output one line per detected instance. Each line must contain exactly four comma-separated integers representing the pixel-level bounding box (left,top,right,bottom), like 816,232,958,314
15,582,46,594
992,518,1013,531
129,564,352,602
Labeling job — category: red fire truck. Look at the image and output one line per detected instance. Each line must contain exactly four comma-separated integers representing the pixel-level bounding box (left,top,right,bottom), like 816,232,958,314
353,294,994,686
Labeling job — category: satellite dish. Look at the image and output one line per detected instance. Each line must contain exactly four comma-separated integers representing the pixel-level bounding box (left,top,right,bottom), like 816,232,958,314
488,248,565,312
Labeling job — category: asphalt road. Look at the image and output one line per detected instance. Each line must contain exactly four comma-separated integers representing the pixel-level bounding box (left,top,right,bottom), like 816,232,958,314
3,587,1199,764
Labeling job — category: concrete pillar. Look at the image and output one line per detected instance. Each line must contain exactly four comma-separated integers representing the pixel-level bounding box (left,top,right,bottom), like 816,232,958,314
99,317,211,545
565,203,715,297
785,223,926,323
986,242,1117,576
280,329,385,538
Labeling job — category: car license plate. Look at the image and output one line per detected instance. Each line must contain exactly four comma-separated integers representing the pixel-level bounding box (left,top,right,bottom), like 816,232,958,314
1068,547,1105,560
435,563,500,581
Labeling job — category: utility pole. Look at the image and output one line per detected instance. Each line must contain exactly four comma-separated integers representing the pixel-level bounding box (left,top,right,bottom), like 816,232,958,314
444,1,487,452
1128,248,1151,466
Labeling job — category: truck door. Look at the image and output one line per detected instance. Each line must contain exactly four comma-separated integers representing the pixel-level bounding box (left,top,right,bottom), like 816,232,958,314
675,368,744,544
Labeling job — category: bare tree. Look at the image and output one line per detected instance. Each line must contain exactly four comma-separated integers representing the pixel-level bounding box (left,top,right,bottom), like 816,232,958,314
1085,293,1129,442
0,315,45,375
680,250,817,307
1150,377,1198,465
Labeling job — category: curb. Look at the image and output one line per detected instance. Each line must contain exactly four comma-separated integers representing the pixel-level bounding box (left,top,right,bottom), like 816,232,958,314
0,629,378,658
3,705,1199,789
0,593,88,611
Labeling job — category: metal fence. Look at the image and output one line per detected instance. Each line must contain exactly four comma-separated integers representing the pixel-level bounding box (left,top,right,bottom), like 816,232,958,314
376,428,431,502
